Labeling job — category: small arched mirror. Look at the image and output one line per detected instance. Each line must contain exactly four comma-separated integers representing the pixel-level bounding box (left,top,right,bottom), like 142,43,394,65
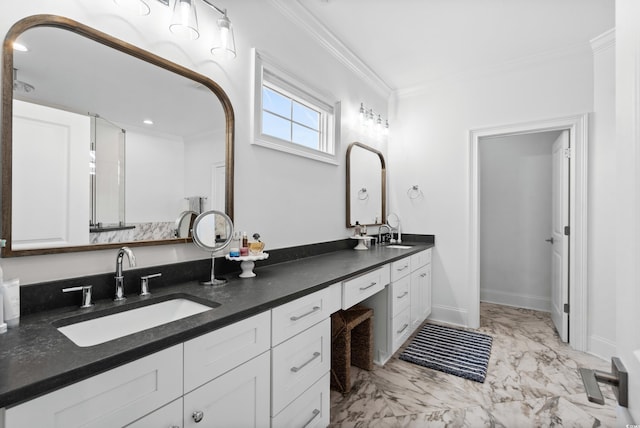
192,210,234,286
174,211,198,238
346,142,386,228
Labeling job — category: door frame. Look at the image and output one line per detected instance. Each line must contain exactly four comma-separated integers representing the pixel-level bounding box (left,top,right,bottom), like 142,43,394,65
469,114,589,351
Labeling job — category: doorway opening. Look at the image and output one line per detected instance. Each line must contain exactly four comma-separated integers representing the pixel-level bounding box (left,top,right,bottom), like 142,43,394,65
478,130,568,341
469,114,588,351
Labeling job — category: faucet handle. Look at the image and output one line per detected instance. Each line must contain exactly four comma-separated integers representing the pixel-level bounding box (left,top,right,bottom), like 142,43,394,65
62,285,93,308
140,273,162,296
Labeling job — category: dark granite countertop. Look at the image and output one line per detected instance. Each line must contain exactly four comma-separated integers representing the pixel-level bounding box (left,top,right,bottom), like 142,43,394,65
0,242,433,408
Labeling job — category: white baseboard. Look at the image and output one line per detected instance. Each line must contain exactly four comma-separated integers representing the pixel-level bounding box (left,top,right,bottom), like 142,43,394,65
480,288,551,312
429,304,468,327
587,334,616,362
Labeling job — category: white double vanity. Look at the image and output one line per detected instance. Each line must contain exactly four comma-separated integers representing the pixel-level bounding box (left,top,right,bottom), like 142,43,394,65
1,247,432,428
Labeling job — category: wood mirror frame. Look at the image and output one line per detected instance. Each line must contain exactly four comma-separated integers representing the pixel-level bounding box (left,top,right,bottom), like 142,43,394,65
1,15,235,257
346,142,386,228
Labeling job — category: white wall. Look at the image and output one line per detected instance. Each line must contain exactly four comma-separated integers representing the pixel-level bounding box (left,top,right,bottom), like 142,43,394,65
388,50,594,327
479,132,557,312
588,29,616,360
125,130,185,223
0,0,387,284
183,129,226,213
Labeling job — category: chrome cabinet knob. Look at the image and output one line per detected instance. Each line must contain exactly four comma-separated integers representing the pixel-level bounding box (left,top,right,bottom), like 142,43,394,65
192,410,204,423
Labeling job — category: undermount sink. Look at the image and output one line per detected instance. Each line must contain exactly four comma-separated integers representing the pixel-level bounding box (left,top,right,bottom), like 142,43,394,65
56,296,219,347
385,244,413,249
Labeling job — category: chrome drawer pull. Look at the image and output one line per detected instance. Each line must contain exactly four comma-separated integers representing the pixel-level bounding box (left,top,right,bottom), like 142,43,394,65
396,291,409,299
303,409,321,428
291,351,321,373
420,273,427,278
397,323,409,334
397,265,409,271
290,306,321,321
359,281,377,291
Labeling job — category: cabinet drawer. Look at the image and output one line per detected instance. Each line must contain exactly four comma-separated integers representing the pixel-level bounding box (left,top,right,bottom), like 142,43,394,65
5,345,183,428
392,308,412,353
411,249,431,270
184,311,271,393
271,372,330,428
271,318,330,416
342,265,390,309
391,275,411,316
390,257,411,282
272,287,332,346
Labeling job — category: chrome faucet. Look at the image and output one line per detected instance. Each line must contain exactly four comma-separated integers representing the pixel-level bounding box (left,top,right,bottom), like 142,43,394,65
114,246,136,301
378,224,392,245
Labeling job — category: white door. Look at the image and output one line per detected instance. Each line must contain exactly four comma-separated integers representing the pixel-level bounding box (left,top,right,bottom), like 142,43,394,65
550,130,569,342
211,162,225,211
616,0,640,420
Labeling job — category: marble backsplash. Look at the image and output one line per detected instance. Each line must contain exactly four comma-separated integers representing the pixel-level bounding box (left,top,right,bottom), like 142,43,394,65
89,222,175,244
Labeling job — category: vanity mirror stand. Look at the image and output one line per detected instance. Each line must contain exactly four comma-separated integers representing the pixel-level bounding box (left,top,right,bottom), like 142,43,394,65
191,210,234,286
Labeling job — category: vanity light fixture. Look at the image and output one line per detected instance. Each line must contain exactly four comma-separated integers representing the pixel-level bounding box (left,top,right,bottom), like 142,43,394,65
358,102,389,137
114,0,237,59
12,68,35,93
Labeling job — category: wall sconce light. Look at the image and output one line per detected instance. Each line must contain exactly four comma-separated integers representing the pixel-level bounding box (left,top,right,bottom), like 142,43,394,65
114,0,236,59
358,102,389,137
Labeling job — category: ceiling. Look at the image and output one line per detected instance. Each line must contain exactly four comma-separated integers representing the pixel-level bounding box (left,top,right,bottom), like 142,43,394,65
294,0,615,94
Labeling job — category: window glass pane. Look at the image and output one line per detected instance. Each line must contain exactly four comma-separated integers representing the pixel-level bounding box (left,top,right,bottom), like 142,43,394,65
263,87,291,119
292,124,319,150
263,111,291,141
293,102,319,130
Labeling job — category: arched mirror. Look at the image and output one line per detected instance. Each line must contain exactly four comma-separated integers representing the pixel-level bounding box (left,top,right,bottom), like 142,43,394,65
192,210,234,286
346,142,386,228
1,15,234,257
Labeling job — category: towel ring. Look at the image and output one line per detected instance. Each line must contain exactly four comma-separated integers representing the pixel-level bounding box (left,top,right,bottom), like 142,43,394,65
358,187,369,200
407,185,423,200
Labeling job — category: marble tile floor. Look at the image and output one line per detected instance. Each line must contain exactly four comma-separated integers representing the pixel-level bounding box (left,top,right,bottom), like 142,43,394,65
329,302,617,427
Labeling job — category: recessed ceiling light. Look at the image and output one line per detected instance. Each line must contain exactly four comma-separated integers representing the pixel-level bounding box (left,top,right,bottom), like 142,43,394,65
13,42,28,52
143,119,154,125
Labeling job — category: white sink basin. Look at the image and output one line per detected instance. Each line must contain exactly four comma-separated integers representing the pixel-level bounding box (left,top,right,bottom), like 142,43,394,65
386,245,413,249
57,298,216,347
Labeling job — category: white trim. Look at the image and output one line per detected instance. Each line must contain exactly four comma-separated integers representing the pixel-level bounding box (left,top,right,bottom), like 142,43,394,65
267,0,392,98
469,114,589,351
587,334,616,362
480,289,550,313
590,28,616,55
429,304,468,328
251,48,341,165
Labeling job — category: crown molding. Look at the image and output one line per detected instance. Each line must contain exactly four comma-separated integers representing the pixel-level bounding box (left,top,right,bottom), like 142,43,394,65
590,28,615,54
268,0,393,99
397,42,593,99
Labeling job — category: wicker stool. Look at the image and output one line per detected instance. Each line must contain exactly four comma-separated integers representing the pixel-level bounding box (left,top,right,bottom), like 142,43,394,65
330,305,374,394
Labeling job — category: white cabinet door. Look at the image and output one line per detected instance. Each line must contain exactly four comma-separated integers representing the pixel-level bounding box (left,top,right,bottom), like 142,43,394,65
5,345,183,428
410,265,430,331
125,398,183,428
184,352,270,428
271,373,330,428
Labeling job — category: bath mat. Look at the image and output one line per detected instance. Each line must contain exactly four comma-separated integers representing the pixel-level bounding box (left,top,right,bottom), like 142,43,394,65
399,323,493,383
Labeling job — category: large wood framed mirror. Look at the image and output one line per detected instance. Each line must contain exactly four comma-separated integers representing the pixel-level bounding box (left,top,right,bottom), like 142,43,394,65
346,142,386,228
1,15,234,257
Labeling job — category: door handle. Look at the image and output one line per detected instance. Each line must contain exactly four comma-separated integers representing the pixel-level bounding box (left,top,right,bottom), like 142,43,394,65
545,237,554,244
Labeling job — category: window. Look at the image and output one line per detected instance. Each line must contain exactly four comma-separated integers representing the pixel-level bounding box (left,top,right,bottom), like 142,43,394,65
252,49,339,164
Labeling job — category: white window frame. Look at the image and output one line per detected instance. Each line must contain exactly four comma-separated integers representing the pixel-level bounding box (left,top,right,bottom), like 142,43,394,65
251,49,340,164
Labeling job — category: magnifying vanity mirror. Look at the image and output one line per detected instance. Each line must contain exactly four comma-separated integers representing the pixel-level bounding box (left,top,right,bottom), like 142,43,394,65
191,210,234,286
346,142,386,228
1,15,235,257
